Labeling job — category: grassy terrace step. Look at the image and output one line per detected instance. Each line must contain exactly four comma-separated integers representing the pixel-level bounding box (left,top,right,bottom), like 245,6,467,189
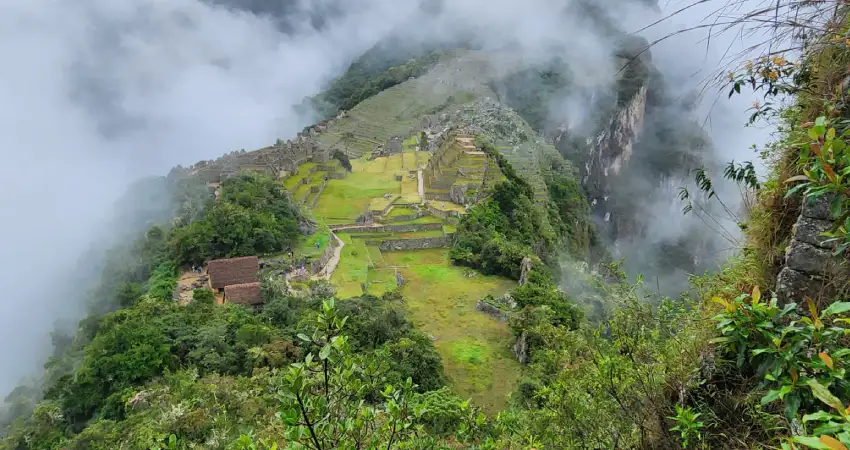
385,205,418,218
367,246,386,267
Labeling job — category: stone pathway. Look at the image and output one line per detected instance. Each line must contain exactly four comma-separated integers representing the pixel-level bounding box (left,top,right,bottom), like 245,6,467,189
315,233,345,281
330,223,385,232
176,270,215,305
417,169,424,198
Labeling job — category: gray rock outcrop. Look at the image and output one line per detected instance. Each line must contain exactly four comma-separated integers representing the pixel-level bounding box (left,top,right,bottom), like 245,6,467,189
775,193,848,304
513,331,529,365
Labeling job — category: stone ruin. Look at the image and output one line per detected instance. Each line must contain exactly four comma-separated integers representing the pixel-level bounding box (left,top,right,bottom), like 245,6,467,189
369,136,404,159
355,209,375,225
185,113,344,182
271,134,330,174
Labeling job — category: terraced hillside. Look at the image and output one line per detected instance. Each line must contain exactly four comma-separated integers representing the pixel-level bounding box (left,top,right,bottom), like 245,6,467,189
455,99,566,202
279,146,518,411
313,52,499,158
182,51,589,412
423,133,505,204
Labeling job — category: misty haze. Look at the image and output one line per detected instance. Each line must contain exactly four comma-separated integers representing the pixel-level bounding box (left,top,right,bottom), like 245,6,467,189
1,0,847,448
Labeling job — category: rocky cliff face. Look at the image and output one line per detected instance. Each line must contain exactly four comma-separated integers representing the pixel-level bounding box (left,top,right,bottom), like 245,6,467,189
583,84,648,220
776,194,850,305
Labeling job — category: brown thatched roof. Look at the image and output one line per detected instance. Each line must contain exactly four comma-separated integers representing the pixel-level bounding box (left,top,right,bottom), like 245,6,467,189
224,282,263,306
208,256,258,289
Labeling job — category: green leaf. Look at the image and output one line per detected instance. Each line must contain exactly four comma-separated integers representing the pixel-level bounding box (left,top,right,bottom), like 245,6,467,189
792,436,833,449
318,343,331,360
808,380,845,412
823,302,850,316
803,411,838,422
762,389,782,405
786,392,802,420
830,197,843,220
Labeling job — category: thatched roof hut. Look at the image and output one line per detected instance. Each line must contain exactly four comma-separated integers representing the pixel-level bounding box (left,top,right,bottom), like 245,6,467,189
224,282,263,306
207,256,258,290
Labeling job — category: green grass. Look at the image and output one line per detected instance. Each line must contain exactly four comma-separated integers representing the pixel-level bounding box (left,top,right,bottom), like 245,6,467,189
451,338,492,365
330,233,373,298
392,230,445,239
313,164,401,223
298,220,332,257
427,200,465,214
366,268,397,296
394,215,444,225
367,245,385,267
416,151,432,167
443,224,457,234
403,135,419,150
402,150,418,169
283,162,318,189
397,255,518,413
386,206,417,218
369,195,398,213
382,249,450,266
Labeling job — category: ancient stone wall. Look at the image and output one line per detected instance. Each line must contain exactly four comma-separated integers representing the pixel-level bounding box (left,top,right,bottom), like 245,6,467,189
775,193,849,305
309,180,329,208
450,183,481,204
382,213,423,223
475,299,509,321
425,205,462,220
330,222,443,233
310,234,342,274
424,193,453,202
377,236,451,251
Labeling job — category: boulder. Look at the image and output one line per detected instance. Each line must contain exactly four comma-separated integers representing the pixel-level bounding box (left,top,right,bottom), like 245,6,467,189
512,331,529,365
801,193,838,220
775,266,824,304
519,256,534,286
792,216,835,249
785,240,844,276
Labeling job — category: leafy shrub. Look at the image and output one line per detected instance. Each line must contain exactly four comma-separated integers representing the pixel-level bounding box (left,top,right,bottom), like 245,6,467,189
381,331,445,392
332,149,352,172
146,262,177,300
415,387,466,435
712,288,850,447
309,52,441,117
170,172,302,265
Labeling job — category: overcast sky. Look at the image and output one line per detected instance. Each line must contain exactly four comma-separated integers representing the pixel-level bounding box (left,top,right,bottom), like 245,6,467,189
0,0,775,397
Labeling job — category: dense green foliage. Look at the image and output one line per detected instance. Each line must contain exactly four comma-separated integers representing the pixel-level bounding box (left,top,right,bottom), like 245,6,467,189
0,282,447,449
170,172,303,266
308,52,441,118
450,139,589,345
450,139,558,278
331,149,352,172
